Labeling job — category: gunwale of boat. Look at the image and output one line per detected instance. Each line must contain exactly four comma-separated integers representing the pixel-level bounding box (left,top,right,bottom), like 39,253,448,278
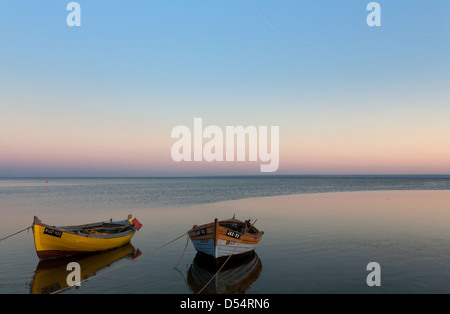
188,217,263,240
33,216,136,239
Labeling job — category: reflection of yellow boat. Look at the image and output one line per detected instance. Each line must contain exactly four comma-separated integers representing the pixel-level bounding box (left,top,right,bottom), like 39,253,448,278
187,251,262,294
188,216,263,259
30,243,140,294
32,215,141,260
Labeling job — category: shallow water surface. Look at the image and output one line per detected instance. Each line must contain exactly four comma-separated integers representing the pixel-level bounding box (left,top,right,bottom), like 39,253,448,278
1,177,450,293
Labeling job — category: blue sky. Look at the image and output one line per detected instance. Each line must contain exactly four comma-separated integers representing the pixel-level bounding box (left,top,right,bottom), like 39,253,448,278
0,1,449,176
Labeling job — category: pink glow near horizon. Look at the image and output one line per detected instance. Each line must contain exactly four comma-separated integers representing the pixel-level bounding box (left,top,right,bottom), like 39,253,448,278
2,130,450,175
2,108,450,175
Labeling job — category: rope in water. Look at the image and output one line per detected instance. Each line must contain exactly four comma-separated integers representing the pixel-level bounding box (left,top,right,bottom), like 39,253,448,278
0,225,32,242
51,231,188,294
174,232,190,269
197,219,258,294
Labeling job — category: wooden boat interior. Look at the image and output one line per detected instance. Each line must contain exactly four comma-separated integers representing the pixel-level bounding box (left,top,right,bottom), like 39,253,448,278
66,222,134,235
219,219,260,235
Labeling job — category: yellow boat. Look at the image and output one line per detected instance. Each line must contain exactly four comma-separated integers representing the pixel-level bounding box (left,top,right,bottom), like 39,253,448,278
32,215,142,260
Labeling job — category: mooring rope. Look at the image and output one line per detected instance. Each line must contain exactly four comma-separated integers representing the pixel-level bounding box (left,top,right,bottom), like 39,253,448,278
51,231,188,294
0,225,32,242
172,234,191,287
174,233,189,269
197,219,258,294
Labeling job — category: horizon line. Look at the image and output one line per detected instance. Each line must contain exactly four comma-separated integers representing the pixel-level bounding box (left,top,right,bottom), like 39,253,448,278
1,174,450,179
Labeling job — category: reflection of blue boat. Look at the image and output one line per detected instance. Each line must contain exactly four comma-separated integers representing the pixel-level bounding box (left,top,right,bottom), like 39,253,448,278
187,251,262,294
30,243,140,294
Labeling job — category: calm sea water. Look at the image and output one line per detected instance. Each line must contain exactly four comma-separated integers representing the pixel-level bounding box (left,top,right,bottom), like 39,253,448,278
1,176,450,294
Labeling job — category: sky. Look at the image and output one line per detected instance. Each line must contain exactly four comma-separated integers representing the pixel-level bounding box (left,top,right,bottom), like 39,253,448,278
0,0,449,176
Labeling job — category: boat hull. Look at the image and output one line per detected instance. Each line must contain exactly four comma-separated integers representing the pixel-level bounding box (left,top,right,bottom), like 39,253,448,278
33,218,136,260
188,218,262,259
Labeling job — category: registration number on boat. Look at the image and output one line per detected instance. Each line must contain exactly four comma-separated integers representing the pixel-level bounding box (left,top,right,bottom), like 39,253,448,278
44,227,63,238
196,228,207,236
226,230,241,239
